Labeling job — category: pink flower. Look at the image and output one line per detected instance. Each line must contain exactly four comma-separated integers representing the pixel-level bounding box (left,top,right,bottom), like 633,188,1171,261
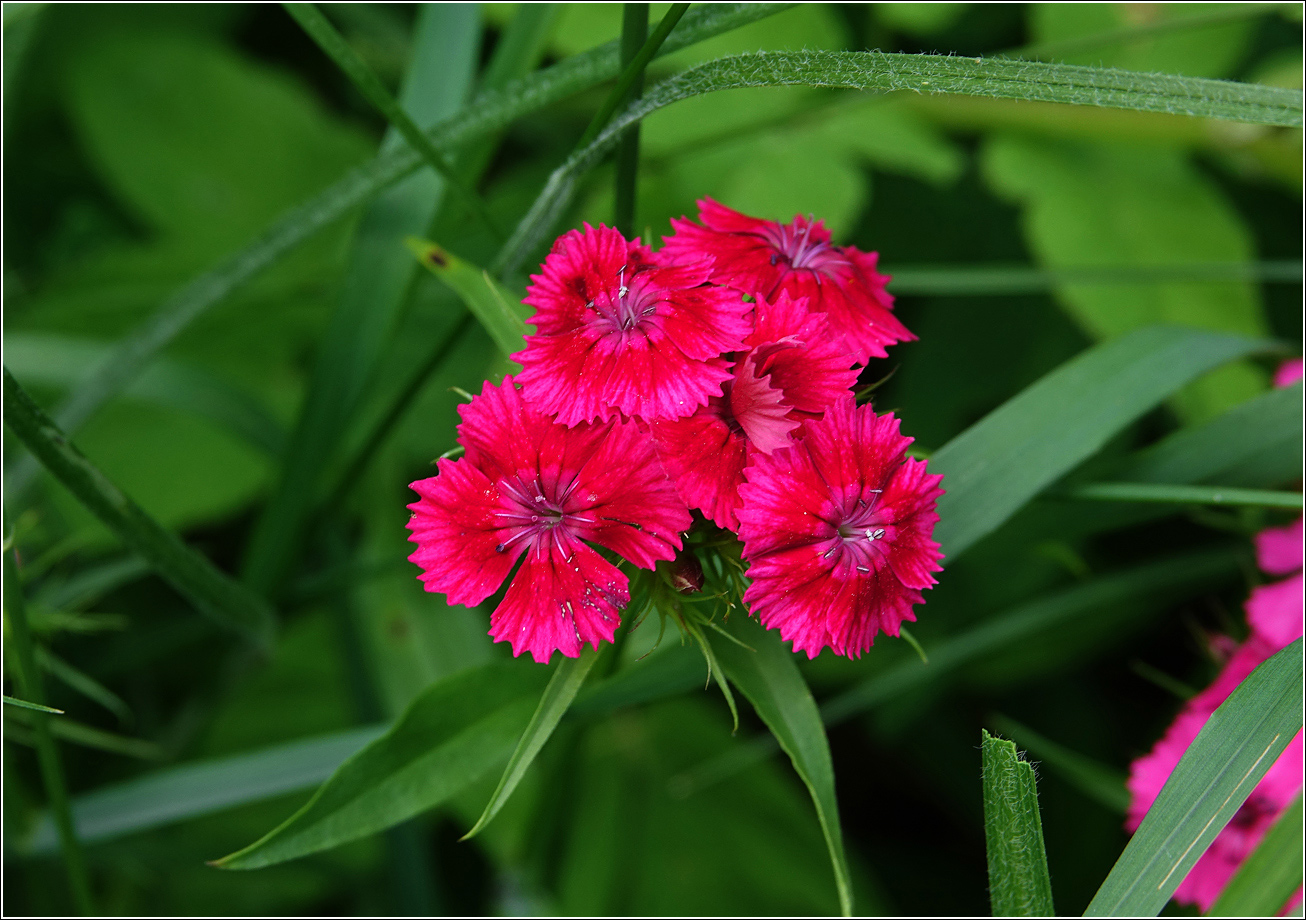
649,291,861,530
660,198,914,365
1273,357,1303,389
736,401,944,658
1248,517,1304,666
1126,635,1304,912
513,223,752,426
406,377,691,663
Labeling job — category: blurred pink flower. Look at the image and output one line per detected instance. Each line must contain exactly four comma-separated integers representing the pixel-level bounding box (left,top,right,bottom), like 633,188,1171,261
1273,357,1303,389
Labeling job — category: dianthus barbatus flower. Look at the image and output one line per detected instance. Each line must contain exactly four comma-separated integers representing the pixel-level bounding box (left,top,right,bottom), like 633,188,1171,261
736,401,943,658
650,290,860,531
513,223,752,426
660,198,913,365
406,377,692,663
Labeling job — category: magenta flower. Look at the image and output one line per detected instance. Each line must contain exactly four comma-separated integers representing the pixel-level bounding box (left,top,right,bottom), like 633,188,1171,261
1126,633,1304,912
1273,357,1303,388
406,378,691,663
736,401,944,658
1248,516,1304,662
660,198,914,365
513,223,752,427
649,291,861,530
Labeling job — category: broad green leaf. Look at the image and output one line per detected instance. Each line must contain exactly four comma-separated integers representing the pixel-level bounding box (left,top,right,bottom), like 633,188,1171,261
989,714,1130,814
6,2,784,513
463,646,599,838
1085,638,1304,916
3,369,276,647
215,661,548,869
982,136,1268,420
1065,482,1302,509
981,730,1055,917
22,725,387,855
929,325,1275,560
1208,793,1303,917
708,614,854,917
501,50,1302,270
408,238,529,360
3,695,63,715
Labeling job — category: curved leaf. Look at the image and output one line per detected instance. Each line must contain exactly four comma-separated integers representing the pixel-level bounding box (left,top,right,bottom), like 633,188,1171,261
982,730,1055,917
707,615,854,917
1085,638,1304,916
215,661,548,870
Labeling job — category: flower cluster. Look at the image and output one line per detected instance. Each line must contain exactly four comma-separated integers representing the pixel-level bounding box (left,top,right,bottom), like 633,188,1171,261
1125,364,1305,913
407,200,943,663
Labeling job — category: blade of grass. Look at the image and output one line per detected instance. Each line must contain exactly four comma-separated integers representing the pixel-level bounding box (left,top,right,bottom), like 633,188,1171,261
982,729,1056,917
36,647,133,725
407,238,529,358
241,5,482,596
462,646,600,840
1085,638,1304,917
1208,793,1304,917
613,4,650,237
4,369,276,647
500,56,1301,269
4,542,94,914
1063,482,1302,509
3,695,64,715
989,714,1130,814
708,614,855,917
2,2,787,511
5,710,163,760
887,261,1302,296
283,2,501,240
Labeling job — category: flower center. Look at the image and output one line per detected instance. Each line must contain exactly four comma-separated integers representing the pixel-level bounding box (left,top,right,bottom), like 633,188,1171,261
816,492,891,575
591,271,660,334
760,220,847,273
492,474,594,554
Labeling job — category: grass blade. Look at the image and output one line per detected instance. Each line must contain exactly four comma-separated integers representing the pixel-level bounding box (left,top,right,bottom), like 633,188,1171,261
4,369,276,647
888,261,1302,296
3,695,63,715
283,2,500,239
5,710,163,760
708,614,855,917
1064,482,1302,509
407,238,529,358
3,544,94,914
1208,793,1304,917
929,326,1276,560
989,714,1130,814
241,4,482,595
501,56,1301,269
37,647,133,725
462,646,600,840
214,661,548,870
982,729,1056,917
613,3,650,237
1085,638,1304,917
21,725,387,855
2,3,787,510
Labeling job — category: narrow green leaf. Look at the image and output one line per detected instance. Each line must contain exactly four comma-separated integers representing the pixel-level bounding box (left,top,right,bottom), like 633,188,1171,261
3,695,63,715
982,730,1056,917
5,2,785,506
989,714,1130,814
1086,638,1304,917
1208,793,1304,917
613,3,651,237
241,4,482,596
36,647,133,725
407,238,529,359
708,615,855,917
569,644,706,716
3,542,93,913
215,661,548,870
282,2,500,238
888,261,1301,296
22,725,386,854
462,646,600,839
929,326,1276,560
3,369,276,648
4,711,163,760
501,55,1301,268
1065,482,1302,509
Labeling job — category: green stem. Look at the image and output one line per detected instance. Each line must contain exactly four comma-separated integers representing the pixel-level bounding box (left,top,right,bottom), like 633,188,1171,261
282,2,503,241
1063,482,1302,509
4,541,95,915
2,368,276,647
614,4,649,238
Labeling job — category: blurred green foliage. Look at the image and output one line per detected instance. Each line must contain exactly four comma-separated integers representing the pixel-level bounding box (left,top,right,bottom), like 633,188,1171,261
3,3,1301,916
